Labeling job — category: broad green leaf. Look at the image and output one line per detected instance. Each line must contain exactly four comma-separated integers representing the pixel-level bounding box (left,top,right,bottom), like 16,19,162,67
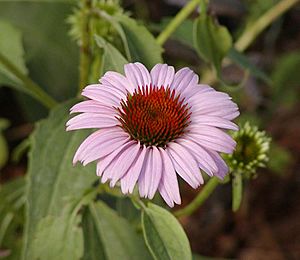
117,14,163,68
193,14,232,76
23,100,98,260
142,203,192,260
82,201,150,260
0,2,78,120
95,35,128,74
228,48,271,84
232,172,243,212
0,20,28,90
31,205,83,260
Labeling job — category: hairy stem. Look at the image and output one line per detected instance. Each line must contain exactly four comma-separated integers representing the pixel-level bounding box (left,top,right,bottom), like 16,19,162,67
79,0,92,93
174,177,220,218
0,52,57,109
156,0,203,45
235,0,299,52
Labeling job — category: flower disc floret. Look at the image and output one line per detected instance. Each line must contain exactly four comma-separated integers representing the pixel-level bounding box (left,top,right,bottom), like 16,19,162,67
117,85,191,147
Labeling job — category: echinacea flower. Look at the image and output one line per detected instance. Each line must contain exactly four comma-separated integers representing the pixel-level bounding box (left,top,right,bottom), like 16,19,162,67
66,63,239,207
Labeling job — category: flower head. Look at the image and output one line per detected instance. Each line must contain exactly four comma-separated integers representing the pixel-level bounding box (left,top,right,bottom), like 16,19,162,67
66,63,239,207
225,122,271,178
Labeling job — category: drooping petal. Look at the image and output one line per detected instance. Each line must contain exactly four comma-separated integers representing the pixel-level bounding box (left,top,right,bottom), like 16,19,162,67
124,62,151,88
150,64,175,88
158,148,181,207
98,140,136,181
166,142,203,188
121,145,147,194
176,138,218,176
207,150,229,179
138,147,162,199
137,148,151,197
73,127,129,165
108,142,141,186
186,125,236,154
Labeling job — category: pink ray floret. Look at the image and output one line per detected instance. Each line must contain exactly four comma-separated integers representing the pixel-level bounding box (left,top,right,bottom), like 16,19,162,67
66,63,239,207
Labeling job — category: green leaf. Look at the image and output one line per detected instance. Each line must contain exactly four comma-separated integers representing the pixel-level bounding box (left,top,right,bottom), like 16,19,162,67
95,35,128,74
232,172,243,212
0,20,28,90
117,14,163,68
82,201,150,260
142,203,192,260
193,14,232,76
0,2,79,120
228,48,271,84
23,100,98,260
30,204,83,260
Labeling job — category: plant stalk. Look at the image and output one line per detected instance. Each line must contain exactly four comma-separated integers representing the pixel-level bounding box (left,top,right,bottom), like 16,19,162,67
174,177,220,218
235,0,299,52
156,0,202,45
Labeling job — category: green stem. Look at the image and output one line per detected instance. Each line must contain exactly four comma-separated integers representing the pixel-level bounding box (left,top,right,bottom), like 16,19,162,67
0,52,57,109
235,0,299,52
130,195,147,210
174,177,220,218
78,0,92,93
156,0,202,45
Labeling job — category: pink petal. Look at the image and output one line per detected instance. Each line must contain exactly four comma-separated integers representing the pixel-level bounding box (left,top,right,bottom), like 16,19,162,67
73,127,129,165
136,148,151,197
138,147,162,199
176,138,218,176
191,115,238,130
124,62,151,88
158,148,181,207
187,126,236,154
207,150,229,179
66,113,118,131
166,142,203,188
100,71,133,93
99,140,136,182
171,67,198,94
109,142,141,186
70,100,116,114
82,85,121,107
150,64,175,88
120,145,147,194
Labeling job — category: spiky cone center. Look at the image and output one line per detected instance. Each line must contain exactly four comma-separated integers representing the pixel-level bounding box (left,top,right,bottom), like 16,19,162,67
117,85,191,147
226,122,271,177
